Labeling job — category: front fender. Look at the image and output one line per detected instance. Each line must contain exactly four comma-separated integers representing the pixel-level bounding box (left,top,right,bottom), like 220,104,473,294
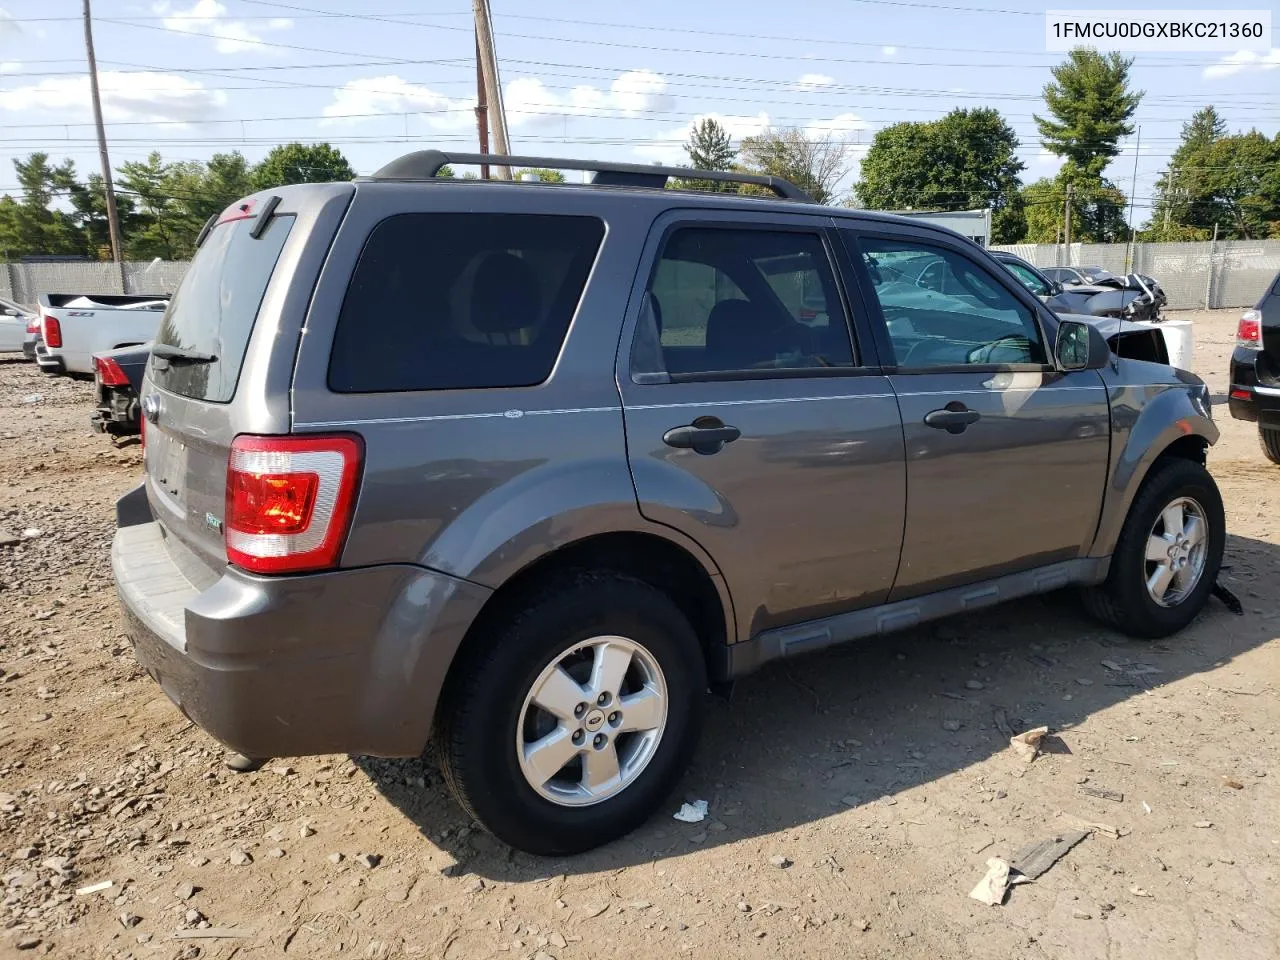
1090,366,1217,557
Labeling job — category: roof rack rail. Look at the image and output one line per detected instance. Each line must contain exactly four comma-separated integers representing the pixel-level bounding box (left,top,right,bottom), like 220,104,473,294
368,150,814,203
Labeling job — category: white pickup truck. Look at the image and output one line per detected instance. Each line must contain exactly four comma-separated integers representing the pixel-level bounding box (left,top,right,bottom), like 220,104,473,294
35,293,169,378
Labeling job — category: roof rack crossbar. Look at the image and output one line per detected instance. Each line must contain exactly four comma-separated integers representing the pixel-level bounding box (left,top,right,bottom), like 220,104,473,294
368,150,813,202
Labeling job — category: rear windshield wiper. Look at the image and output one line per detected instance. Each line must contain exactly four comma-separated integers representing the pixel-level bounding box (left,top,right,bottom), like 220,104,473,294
152,344,217,364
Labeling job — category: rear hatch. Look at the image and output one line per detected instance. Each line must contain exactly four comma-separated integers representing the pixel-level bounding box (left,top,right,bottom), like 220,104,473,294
141,188,350,578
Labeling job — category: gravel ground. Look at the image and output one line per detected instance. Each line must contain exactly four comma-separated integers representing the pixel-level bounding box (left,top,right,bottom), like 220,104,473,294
1,308,1276,960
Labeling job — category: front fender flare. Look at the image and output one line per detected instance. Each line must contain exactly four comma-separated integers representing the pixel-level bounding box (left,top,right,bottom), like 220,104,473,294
1090,384,1217,558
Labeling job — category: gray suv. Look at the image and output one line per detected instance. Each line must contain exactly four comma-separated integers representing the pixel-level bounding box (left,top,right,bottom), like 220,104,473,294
112,151,1224,855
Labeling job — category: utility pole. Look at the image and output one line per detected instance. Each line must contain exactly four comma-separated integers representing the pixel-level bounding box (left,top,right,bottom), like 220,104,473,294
472,0,511,180
473,31,490,180
1162,166,1176,232
1125,125,1141,271
1063,181,1073,256
83,0,124,263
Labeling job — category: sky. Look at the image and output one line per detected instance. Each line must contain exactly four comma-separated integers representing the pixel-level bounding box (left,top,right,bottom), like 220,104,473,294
0,0,1276,229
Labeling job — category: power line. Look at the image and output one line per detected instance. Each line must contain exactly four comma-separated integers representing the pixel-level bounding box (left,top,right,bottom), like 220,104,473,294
92,10,1239,71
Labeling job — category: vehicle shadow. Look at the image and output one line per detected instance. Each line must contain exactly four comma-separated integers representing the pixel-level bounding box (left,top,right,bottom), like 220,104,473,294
354,531,1277,879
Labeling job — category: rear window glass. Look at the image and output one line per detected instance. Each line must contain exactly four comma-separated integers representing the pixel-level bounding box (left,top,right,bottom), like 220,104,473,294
150,214,294,403
328,213,604,393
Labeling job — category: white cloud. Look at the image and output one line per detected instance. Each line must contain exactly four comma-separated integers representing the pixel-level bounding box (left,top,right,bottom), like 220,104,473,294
0,71,226,123
1034,147,1065,171
323,70,676,132
506,69,674,127
321,76,475,129
154,0,292,54
1203,48,1280,79
794,73,834,92
631,112,773,165
882,46,898,57
0,61,19,74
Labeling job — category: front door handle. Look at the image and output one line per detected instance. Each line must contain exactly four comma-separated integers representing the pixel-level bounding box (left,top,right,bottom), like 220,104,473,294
923,403,981,434
663,417,741,454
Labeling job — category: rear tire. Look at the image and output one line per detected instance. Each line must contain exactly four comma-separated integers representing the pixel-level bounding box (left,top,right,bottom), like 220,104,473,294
435,572,706,855
1260,427,1280,465
1084,458,1224,639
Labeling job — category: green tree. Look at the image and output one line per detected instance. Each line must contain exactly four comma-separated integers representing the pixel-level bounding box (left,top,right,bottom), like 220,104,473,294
855,108,1026,242
1035,49,1143,175
514,167,566,183
739,126,850,205
252,142,355,190
1021,173,1128,243
67,173,140,259
1148,111,1278,240
117,152,182,260
0,153,87,258
1033,49,1142,242
678,118,737,192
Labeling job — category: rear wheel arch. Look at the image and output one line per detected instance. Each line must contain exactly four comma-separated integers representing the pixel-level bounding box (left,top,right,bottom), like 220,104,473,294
435,530,732,731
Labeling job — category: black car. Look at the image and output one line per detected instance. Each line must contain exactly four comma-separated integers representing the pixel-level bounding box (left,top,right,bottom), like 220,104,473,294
90,342,149,436
1228,269,1280,464
1043,265,1116,286
992,252,1163,323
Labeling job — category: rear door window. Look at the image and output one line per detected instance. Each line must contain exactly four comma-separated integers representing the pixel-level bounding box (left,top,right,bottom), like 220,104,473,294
328,213,604,393
150,213,294,403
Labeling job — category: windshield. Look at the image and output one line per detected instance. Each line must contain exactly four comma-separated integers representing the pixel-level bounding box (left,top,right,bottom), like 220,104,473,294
149,213,293,403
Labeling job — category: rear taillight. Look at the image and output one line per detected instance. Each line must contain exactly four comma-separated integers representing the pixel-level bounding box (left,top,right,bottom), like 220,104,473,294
225,434,363,574
42,315,62,348
25,318,39,335
1237,309,1262,349
94,356,130,387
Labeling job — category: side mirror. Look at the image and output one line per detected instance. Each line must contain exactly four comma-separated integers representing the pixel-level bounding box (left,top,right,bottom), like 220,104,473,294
1050,281,1064,296
1055,319,1110,371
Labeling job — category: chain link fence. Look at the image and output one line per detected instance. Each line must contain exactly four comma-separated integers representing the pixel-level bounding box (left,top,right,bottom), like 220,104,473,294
990,240,1280,310
4,239,1279,312
0,260,190,307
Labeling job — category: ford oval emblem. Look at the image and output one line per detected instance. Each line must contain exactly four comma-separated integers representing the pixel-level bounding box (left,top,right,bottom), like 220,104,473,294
141,394,161,424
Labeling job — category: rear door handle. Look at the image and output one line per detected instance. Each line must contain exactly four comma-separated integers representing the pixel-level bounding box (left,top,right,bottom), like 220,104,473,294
923,404,981,434
663,418,741,454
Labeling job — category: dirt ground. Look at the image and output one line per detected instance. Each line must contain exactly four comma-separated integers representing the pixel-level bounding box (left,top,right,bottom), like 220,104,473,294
1,308,1276,960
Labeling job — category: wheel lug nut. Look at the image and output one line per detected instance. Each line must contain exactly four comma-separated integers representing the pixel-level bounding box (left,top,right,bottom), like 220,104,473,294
574,703,586,717
608,711,620,724
593,734,605,748
597,693,610,706
572,730,584,745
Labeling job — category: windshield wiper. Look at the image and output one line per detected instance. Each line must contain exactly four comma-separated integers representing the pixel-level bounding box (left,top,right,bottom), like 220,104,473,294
152,344,217,364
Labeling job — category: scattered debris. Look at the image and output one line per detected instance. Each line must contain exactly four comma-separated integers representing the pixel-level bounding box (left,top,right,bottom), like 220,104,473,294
965,680,985,691
15,936,41,950
1222,777,1244,790
119,912,142,929
1081,785,1124,803
768,855,792,869
228,849,252,866
1193,820,1213,829
971,838,994,854
1129,886,1153,898
1010,830,1088,880
1009,726,1049,763
328,852,344,864
172,928,254,940
968,858,1012,906
1211,581,1243,615
356,853,381,869
175,882,197,901
1072,909,1093,920
76,879,114,896
1142,801,1152,814
941,719,962,732
1060,814,1126,840
673,800,708,823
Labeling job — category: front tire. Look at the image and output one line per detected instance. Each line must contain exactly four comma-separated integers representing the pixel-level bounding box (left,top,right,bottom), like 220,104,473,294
435,573,706,855
1260,426,1280,465
1084,458,1225,638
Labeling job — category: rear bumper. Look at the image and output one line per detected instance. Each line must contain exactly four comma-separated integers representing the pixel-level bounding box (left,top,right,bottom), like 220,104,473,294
1227,347,1280,428
112,485,492,759
91,386,140,435
34,345,65,375
22,340,38,361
